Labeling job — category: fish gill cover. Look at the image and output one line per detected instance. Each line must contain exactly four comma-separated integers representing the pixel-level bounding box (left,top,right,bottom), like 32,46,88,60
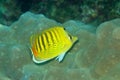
0,12,120,80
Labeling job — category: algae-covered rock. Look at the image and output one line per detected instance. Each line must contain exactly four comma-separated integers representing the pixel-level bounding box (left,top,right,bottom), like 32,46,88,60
0,12,120,80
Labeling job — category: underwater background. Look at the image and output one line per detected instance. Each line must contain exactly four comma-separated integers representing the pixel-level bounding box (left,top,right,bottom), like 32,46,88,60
0,0,120,80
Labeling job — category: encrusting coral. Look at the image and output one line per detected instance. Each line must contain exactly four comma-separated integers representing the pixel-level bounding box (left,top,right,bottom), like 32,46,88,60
0,12,120,80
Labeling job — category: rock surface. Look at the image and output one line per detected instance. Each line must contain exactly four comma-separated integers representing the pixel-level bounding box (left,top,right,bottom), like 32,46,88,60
0,12,120,80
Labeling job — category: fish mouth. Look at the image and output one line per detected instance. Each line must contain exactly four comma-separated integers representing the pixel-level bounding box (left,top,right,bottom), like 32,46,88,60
72,36,78,43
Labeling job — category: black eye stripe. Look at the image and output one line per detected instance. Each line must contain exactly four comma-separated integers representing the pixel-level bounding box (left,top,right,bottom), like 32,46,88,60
68,34,72,40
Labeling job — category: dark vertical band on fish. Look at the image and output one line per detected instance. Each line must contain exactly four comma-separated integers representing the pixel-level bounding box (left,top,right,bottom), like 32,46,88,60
48,31,54,44
53,29,60,42
43,33,48,50
41,34,45,51
37,35,41,52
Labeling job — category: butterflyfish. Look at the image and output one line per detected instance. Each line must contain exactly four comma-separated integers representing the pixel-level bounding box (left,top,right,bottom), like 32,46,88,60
30,26,78,63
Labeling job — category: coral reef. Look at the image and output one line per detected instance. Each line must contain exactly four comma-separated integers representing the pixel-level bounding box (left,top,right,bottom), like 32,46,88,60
0,12,120,80
0,0,120,25
0,0,21,25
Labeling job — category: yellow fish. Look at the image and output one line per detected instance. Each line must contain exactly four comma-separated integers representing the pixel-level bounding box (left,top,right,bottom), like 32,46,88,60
30,26,78,63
